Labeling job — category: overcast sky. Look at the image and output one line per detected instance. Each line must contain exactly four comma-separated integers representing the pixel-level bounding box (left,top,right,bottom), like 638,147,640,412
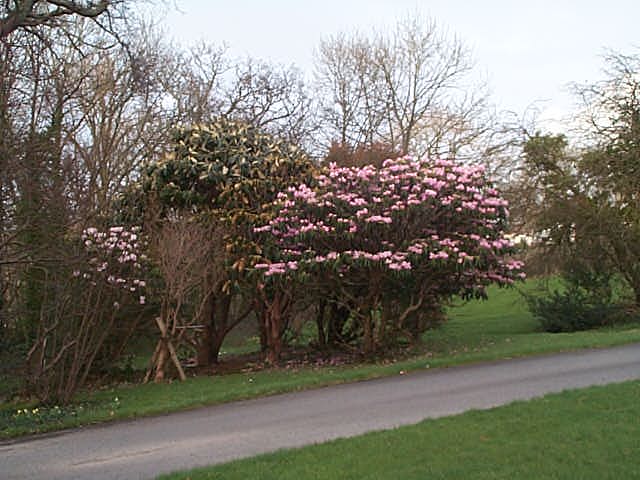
160,0,639,132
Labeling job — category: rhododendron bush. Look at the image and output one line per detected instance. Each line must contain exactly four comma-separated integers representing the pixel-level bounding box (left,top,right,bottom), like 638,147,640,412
140,119,316,367
25,225,149,404
254,156,524,354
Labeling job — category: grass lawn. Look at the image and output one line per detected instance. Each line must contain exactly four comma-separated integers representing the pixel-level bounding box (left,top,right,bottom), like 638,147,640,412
160,380,640,480
2,281,640,439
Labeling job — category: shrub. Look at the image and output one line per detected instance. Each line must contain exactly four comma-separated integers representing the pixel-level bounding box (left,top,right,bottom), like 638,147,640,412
140,119,317,367
254,156,525,356
527,286,623,332
24,226,147,405
526,269,637,333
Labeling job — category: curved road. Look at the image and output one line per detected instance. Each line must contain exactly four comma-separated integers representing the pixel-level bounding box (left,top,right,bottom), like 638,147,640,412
2,343,640,480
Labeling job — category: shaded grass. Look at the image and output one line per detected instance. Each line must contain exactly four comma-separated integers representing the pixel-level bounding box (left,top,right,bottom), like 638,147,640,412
2,280,640,439
160,380,640,480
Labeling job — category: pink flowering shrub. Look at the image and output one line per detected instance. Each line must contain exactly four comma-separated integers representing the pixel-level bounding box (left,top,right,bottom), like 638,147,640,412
25,225,150,404
254,156,525,352
80,225,148,306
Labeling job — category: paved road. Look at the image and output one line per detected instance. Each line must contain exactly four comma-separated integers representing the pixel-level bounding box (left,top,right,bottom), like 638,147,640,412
2,343,640,480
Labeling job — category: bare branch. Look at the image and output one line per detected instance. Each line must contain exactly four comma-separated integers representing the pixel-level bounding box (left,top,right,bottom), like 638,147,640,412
1,1,114,38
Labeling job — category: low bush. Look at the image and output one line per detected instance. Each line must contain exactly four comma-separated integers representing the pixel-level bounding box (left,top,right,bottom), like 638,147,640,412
528,286,624,332
526,270,637,332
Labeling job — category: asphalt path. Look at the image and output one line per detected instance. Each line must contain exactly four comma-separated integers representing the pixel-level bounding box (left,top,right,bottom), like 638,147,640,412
2,343,640,480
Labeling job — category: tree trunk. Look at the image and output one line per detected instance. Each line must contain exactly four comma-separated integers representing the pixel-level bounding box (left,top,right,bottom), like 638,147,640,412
316,299,327,347
211,330,227,364
362,312,374,354
327,302,349,345
265,293,283,364
196,326,212,366
255,301,269,352
197,293,231,365
265,331,282,364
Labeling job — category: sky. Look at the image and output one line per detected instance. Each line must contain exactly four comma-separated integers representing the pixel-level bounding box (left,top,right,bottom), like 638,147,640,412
159,0,639,133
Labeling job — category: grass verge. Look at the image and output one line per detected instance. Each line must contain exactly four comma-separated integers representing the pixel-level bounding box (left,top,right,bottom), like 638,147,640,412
160,380,640,480
2,282,640,439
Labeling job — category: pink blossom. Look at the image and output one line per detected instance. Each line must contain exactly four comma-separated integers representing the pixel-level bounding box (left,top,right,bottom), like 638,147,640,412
365,215,393,224
252,154,522,287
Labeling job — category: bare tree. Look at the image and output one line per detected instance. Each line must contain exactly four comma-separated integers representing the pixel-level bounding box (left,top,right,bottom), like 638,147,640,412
160,42,317,149
375,16,474,154
0,13,170,395
223,58,316,146
145,215,216,382
315,14,500,161
0,0,130,38
160,41,229,125
0,16,172,239
315,32,386,147
62,22,173,219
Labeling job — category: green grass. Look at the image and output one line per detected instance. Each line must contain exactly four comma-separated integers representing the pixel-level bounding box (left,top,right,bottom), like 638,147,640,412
160,380,640,480
2,280,640,439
